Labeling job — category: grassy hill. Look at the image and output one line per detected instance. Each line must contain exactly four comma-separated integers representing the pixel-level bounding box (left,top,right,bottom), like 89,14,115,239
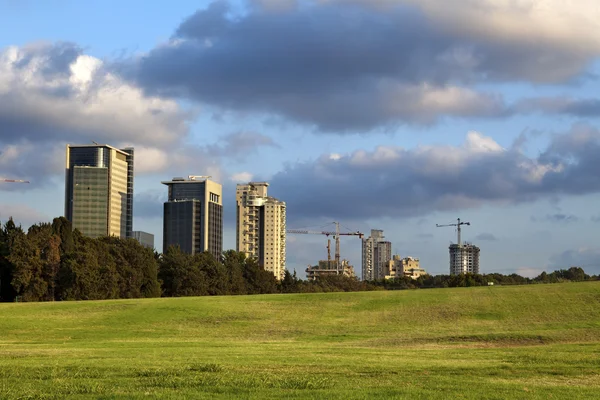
1,283,599,399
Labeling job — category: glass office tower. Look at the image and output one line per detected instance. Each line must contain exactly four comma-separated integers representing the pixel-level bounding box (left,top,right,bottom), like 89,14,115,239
162,176,223,260
65,144,134,239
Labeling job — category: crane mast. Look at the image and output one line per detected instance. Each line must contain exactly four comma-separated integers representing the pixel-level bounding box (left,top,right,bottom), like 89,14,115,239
436,218,470,247
287,222,364,275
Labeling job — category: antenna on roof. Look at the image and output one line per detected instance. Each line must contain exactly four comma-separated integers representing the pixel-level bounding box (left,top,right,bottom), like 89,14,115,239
92,141,99,145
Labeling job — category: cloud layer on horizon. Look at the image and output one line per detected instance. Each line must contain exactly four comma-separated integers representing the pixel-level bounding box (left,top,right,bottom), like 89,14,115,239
266,125,600,223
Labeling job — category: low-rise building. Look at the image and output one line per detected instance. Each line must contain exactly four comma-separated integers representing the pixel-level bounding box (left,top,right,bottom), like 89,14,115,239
306,259,356,281
385,255,426,280
132,231,154,249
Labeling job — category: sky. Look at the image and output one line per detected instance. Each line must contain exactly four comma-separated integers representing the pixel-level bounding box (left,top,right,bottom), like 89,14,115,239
2,0,600,278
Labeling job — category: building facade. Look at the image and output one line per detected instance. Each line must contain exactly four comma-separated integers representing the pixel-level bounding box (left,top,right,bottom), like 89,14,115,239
305,259,356,281
449,243,480,275
162,176,223,260
361,229,392,281
236,182,286,280
132,231,154,249
64,144,134,239
385,255,426,279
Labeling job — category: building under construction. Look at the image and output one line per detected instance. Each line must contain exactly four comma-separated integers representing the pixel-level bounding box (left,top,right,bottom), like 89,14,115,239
437,218,481,275
449,243,480,275
305,260,356,281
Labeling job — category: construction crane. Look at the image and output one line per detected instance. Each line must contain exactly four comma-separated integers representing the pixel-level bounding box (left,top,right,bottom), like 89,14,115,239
1,179,30,184
436,218,471,247
287,222,364,274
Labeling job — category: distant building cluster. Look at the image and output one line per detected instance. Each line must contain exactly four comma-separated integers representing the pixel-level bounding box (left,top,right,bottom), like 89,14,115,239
361,229,427,281
64,143,287,280
64,143,478,281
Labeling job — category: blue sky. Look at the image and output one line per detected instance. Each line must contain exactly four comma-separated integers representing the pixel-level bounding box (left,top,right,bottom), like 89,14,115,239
2,0,600,278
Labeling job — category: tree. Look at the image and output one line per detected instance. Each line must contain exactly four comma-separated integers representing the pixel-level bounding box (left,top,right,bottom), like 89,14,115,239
196,251,230,295
159,246,209,297
0,218,23,302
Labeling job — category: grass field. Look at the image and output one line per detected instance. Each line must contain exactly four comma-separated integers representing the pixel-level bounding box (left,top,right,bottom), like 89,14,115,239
1,283,599,399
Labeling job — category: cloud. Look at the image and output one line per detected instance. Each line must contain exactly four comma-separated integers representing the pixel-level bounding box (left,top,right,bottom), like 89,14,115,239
0,42,198,184
134,190,167,219
0,42,191,146
120,0,600,132
475,233,498,241
262,125,600,223
549,248,600,275
0,203,49,227
230,172,254,182
532,214,579,223
206,131,279,159
516,97,600,118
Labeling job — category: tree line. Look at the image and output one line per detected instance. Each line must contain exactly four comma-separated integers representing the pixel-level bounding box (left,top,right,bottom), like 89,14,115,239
374,267,598,291
0,217,597,302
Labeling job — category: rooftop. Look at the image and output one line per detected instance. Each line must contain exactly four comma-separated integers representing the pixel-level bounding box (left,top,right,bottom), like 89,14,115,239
67,143,132,156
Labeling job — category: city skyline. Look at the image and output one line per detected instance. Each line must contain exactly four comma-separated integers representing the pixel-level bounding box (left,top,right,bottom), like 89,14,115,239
3,1,600,277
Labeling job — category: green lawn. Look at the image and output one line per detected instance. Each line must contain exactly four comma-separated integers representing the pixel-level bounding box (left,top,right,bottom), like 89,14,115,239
1,283,599,399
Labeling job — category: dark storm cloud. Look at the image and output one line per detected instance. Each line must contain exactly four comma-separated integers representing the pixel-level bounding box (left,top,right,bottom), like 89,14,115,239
263,125,600,223
122,1,600,132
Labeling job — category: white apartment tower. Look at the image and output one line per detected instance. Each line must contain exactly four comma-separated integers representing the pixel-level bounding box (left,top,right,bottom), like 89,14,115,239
236,182,287,280
361,229,392,281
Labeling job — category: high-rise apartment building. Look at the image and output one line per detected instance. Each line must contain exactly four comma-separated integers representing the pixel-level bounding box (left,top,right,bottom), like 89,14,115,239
361,229,392,281
236,182,286,280
162,176,223,260
65,144,134,239
449,243,480,275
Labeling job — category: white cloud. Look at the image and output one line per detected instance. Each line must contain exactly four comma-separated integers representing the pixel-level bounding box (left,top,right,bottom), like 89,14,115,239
0,43,191,146
340,0,600,54
230,172,254,182
0,42,230,184
133,147,170,174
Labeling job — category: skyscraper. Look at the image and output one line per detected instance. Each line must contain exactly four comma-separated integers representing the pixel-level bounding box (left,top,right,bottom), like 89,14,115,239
65,144,134,239
236,182,286,280
362,229,392,281
162,176,223,260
